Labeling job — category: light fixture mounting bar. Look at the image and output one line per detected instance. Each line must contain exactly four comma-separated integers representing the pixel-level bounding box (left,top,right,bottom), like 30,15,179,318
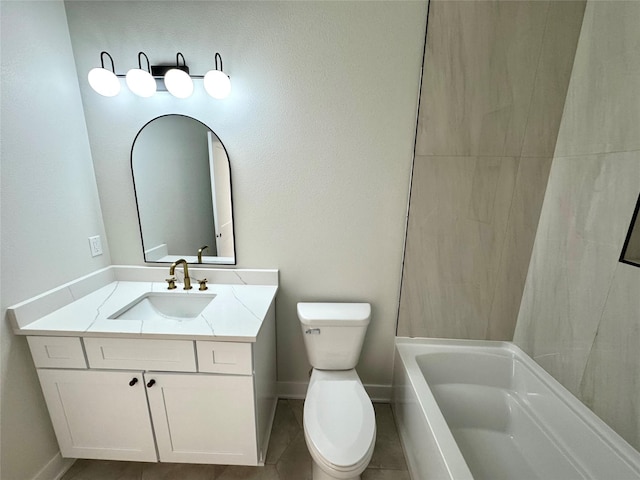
150,64,190,76
115,69,205,91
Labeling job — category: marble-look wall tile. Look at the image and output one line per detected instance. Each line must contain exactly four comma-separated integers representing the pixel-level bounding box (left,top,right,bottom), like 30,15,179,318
520,1,586,157
579,262,640,451
515,152,640,396
555,1,640,156
415,0,549,157
514,228,620,395
487,157,553,340
398,156,518,338
400,0,585,341
468,158,503,224
536,153,640,249
514,0,640,450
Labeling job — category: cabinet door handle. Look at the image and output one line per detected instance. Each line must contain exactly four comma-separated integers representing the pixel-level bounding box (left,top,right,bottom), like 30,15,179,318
129,378,138,386
146,379,156,388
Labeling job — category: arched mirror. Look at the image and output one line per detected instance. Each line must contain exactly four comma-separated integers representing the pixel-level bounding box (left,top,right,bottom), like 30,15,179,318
131,114,235,264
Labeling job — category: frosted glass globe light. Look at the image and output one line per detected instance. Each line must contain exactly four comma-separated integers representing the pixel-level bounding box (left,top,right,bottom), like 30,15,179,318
88,67,120,97
164,69,193,98
204,69,231,99
126,68,156,97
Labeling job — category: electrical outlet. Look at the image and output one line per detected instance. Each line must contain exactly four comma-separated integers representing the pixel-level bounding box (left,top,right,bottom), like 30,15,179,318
88,235,103,257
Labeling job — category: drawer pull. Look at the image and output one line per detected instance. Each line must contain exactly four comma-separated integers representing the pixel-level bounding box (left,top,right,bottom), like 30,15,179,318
129,377,138,386
146,379,156,388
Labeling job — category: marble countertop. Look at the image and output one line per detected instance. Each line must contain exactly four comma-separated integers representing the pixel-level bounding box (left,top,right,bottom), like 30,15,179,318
10,266,278,342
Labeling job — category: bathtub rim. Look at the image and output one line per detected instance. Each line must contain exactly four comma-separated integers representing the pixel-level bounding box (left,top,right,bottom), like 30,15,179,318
393,338,475,480
394,337,640,478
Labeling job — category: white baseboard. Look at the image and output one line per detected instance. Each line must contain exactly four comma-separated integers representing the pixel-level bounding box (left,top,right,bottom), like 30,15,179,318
277,381,391,403
277,381,308,399
32,453,74,480
365,384,392,403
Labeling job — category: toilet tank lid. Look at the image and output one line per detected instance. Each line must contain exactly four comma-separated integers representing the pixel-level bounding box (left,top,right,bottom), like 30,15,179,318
297,303,371,326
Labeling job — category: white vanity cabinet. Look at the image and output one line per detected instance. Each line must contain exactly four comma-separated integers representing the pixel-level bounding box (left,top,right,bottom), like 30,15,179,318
11,268,279,468
145,372,257,464
37,368,259,464
36,369,158,462
30,326,276,466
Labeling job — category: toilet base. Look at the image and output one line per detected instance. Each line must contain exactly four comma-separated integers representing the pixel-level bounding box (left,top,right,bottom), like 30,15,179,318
312,461,361,480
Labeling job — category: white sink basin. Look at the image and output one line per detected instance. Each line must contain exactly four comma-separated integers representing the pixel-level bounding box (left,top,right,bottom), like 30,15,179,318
109,292,216,321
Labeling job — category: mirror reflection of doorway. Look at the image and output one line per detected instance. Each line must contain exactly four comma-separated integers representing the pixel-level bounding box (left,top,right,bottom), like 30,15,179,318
207,131,234,258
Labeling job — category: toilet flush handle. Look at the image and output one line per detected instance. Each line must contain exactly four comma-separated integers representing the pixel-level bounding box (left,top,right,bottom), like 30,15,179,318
305,328,321,335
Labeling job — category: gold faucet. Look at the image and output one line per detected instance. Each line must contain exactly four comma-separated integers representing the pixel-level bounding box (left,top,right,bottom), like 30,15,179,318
169,259,192,290
197,245,209,264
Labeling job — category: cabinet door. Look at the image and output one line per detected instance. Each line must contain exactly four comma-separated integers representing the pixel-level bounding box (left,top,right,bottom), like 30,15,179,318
37,369,157,462
145,372,258,465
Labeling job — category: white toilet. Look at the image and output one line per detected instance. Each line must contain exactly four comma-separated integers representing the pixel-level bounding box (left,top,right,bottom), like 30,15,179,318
297,302,376,480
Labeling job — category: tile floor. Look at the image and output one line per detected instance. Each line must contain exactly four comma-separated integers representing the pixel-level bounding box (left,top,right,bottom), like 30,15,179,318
61,400,411,480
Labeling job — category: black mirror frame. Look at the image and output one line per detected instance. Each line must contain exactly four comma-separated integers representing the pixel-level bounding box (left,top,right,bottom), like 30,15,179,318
619,192,640,268
130,114,236,265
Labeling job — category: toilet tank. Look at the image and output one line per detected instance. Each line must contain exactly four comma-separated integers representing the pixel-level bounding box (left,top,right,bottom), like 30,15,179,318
297,302,371,370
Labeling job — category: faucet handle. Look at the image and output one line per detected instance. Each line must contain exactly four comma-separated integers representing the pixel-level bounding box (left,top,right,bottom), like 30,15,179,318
198,278,208,291
166,277,177,290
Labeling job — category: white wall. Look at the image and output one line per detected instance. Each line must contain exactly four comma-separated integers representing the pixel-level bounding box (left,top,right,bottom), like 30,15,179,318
515,0,640,450
64,1,427,388
0,2,111,479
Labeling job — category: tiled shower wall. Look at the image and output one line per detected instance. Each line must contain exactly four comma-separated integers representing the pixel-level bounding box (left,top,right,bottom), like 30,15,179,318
398,0,586,339
514,0,640,450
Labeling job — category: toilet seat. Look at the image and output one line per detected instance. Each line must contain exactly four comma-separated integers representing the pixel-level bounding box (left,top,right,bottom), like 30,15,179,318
304,369,376,474
305,426,375,476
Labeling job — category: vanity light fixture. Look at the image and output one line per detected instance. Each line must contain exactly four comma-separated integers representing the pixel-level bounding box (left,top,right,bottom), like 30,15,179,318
204,53,232,99
162,53,194,98
88,51,231,99
125,52,156,98
87,51,121,97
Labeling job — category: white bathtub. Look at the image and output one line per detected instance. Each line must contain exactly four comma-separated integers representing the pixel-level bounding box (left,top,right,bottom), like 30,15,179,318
392,338,640,480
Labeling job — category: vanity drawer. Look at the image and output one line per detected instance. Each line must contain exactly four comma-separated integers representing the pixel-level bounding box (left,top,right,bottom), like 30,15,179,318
196,341,252,375
27,336,87,368
84,338,196,372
